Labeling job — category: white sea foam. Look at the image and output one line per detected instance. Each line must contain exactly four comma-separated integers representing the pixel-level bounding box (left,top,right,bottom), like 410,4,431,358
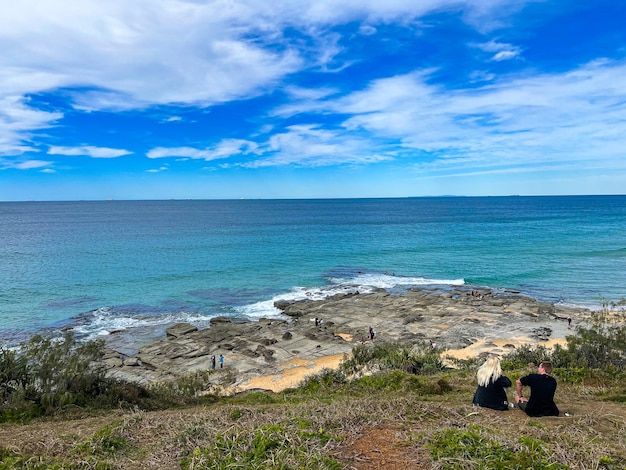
72,273,465,339
72,307,217,341
236,273,465,320
328,272,464,290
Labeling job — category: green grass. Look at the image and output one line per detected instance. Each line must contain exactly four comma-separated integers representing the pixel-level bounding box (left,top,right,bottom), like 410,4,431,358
2,325,626,468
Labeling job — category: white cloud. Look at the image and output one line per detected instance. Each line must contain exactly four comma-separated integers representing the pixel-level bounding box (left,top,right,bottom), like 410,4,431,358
0,96,63,156
1,159,53,170
0,0,538,159
48,146,132,158
289,58,626,175
491,50,519,61
0,0,304,111
147,124,393,168
359,25,377,36
146,56,626,172
0,0,533,110
147,139,258,161
473,40,522,61
146,166,169,173
244,124,393,168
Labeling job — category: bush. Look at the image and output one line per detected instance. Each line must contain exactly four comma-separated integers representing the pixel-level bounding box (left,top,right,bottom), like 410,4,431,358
298,368,346,393
350,370,452,395
0,333,110,420
554,320,626,370
501,344,553,370
0,347,28,401
340,341,445,376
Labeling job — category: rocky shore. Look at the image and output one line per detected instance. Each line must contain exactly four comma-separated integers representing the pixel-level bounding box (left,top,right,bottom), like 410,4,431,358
101,287,590,393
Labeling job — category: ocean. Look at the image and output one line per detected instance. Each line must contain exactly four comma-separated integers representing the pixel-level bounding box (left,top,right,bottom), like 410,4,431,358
1,196,625,347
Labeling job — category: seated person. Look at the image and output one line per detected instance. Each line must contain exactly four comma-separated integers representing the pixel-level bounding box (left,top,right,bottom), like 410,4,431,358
515,361,560,417
472,355,512,410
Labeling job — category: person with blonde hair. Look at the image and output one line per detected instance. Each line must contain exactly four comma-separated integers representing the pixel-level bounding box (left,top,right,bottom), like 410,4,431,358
472,355,512,410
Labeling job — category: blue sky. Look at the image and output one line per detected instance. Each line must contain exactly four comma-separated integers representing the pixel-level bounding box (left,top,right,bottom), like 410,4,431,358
1,0,625,200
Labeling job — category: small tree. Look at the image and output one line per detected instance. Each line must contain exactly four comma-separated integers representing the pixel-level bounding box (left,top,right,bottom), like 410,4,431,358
0,346,29,401
555,309,626,369
1,332,108,418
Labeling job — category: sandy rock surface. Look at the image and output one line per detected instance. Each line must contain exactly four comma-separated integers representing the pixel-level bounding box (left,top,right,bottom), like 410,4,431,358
102,287,590,392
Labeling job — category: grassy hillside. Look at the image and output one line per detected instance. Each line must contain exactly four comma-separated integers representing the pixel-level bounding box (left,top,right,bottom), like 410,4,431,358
1,313,625,469
1,366,625,469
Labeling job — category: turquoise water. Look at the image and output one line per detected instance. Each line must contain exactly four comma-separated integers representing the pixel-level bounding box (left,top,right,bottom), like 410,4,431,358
1,196,625,344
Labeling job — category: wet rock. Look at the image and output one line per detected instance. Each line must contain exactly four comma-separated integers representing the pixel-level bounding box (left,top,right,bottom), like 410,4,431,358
532,326,552,341
101,286,590,389
274,300,292,310
403,314,424,324
166,323,198,338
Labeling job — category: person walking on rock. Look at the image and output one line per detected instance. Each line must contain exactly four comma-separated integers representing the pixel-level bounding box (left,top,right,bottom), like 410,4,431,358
211,354,216,370
219,354,224,369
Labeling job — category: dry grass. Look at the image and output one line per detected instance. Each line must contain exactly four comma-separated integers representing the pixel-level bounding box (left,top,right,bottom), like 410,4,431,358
1,371,625,469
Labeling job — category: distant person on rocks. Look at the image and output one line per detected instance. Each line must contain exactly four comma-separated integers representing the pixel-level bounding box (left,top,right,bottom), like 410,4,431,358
219,354,224,369
567,317,572,329
211,354,216,370
369,326,376,341
472,355,512,411
516,361,560,417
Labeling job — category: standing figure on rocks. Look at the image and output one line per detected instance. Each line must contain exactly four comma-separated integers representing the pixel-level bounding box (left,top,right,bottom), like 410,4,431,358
369,326,376,341
211,354,216,370
219,354,224,369
472,355,512,411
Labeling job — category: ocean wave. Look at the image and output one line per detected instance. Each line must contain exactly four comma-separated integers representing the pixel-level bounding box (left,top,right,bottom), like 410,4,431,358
236,272,465,319
70,306,218,342
64,273,465,342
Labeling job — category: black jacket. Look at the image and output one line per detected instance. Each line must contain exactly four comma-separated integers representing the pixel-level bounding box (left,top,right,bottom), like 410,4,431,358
472,375,512,410
520,373,559,417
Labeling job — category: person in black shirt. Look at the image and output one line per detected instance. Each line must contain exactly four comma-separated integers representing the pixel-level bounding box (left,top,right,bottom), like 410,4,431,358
515,361,560,417
472,355,512,411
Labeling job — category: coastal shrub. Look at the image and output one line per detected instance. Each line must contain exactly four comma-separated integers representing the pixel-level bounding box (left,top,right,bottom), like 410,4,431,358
445,355,483,371
175,370,214,396
95,380,151,408
340,341,445,376
0,347,28,400
298,368,346,393
501,311,626,372
600,297,626,316
555,319,626,370
501,344,552,370
0,332,113,420
348,370,452,396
